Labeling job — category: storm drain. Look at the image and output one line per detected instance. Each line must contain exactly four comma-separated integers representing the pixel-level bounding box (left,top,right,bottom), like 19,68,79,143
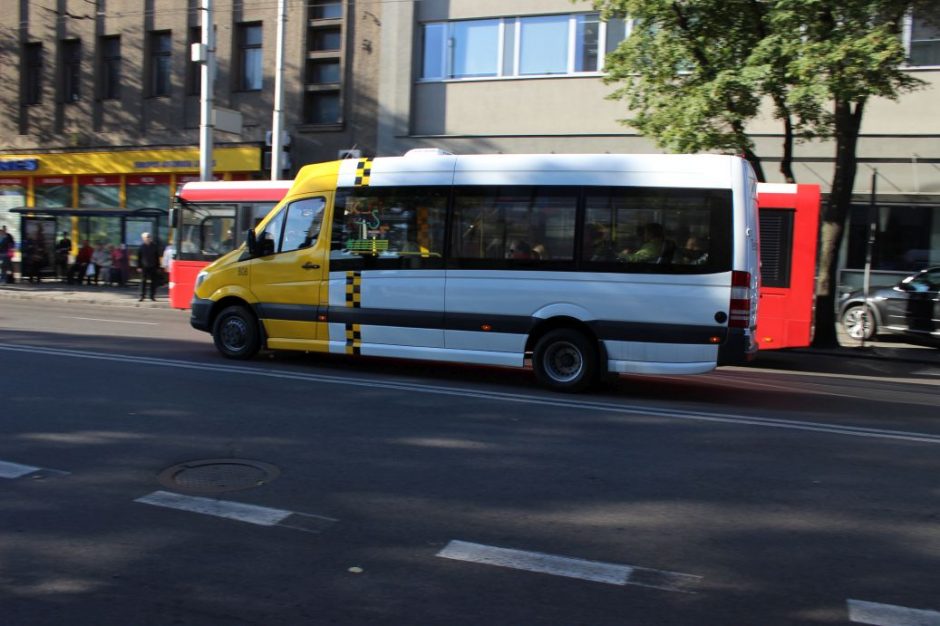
157,459,280,494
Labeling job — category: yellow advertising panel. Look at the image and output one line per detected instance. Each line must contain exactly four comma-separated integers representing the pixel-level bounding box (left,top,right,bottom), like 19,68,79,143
0,146,260,176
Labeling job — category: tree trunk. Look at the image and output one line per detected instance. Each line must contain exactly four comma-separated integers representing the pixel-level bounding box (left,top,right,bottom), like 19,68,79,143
812,98,865,348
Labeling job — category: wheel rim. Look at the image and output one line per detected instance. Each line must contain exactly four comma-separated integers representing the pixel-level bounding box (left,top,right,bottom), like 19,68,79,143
543,340,584,384
220,316,250,353
843,307,872,340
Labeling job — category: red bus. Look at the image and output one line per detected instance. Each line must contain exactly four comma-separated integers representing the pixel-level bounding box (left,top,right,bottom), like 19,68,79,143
169,180,292,309
755,183,821,350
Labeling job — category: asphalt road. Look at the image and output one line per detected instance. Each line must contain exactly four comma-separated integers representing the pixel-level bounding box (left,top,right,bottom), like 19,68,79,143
1,299,938,626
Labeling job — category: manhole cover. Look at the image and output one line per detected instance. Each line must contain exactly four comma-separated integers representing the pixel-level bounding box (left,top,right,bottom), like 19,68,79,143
158,459,280,494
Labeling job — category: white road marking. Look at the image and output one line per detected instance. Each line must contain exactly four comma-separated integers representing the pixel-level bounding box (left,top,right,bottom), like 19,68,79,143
0,460,41,478
848,599,940,625
135,490,337,532
3,342,940,445
64,316,159,326
437,540,700,592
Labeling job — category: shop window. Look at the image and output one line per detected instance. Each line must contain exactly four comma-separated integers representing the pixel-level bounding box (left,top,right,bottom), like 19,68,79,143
126,175,171,210
79,176,120,208
35,177,73,208
237,22,263,91
0,180,26,245
148,30,172,97
99,35,121,100
23,42,43,106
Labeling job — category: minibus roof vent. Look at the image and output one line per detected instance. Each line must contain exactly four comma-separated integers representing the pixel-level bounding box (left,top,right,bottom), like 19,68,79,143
403,148,454,157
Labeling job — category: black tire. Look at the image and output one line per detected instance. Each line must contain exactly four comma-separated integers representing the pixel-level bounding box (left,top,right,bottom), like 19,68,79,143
841,304,876,341
532,328,599,392
212,305,261,359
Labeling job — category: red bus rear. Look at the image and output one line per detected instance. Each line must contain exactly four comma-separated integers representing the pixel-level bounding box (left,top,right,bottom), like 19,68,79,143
169,180,292,309
755,183,821,350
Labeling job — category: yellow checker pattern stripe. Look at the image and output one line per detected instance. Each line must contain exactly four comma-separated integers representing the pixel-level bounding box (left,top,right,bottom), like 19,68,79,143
354,158,372,187
344,271,362,354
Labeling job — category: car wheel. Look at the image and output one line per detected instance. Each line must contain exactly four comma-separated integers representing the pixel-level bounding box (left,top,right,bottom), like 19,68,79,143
841,304,876,341
212,305,261,359
532,328,599,393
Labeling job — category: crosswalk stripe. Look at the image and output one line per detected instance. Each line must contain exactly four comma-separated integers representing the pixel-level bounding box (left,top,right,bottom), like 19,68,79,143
437,540,700,592
135,490,337,532
848,599,940,625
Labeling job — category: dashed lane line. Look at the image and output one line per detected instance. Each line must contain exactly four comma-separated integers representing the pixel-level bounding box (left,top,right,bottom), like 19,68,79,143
848,599,940,625
437,540,701,592
135,490,337,533
4,342,940,446
0,459,70,479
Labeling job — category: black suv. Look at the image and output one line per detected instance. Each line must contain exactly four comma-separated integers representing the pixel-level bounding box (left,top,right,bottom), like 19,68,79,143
839,267,940,347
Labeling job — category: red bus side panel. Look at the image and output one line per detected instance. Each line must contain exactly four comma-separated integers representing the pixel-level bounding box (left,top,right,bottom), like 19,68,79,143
756,184,821,350
169,260,210,310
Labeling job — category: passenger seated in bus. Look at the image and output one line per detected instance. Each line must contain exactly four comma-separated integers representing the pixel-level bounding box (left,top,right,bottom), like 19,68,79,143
680,236,709,265
619,223,666,263
531,243,548,260
507,240,533,260
586,224,617,261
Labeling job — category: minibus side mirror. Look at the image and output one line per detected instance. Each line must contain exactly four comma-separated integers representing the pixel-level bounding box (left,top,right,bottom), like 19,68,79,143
246,229,258,257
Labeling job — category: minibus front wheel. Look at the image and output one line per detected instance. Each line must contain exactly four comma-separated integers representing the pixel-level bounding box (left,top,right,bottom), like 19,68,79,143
532,328,598,393
212,304,261,359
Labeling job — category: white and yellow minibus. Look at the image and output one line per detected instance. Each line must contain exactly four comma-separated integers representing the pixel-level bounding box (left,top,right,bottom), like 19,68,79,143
191,151,760,391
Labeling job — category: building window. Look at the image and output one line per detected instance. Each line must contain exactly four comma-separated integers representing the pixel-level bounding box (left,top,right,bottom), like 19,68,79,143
99,35,121,100
420,13,628,81
907,11,940,66
23,42,43,105
148,31,171,97
304,90,341,124
238,22,263,91
310,1,342,20
306,59,340,83
310,26,342,51
61,39,82,102
186,26,202,96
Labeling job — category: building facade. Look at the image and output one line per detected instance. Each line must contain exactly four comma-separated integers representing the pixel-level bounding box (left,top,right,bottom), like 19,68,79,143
0,0,379,250
376,0,940,290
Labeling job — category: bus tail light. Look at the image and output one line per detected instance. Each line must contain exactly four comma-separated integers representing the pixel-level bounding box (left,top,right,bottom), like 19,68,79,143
729,270,752,328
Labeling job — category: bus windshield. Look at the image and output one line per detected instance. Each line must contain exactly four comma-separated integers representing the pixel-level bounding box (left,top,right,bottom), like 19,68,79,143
176,200,277,261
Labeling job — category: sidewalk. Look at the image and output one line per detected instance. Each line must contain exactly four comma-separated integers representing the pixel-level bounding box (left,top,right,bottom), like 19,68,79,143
0,278,169,308
1,278,938,372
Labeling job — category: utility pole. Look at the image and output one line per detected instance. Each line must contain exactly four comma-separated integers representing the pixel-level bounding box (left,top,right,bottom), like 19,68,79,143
271,0,287,179
198,0,216,181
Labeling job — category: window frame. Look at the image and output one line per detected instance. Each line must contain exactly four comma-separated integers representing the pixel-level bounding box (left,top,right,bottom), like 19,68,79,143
148,30,172,98
98,35,121,101
60,38,82,103
23,42,43,106
420,12,627,82
237,22,264,92
904,10,940,68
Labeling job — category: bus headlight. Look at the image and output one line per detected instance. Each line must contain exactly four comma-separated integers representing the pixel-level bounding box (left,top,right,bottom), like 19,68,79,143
195,270,209,290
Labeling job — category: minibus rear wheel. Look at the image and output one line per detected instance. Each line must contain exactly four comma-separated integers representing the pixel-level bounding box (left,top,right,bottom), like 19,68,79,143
532,328,598,393
212,305,261,359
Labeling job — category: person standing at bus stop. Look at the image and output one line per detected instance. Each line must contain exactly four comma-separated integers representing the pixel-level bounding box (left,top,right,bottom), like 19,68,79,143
138,232,160,302
0,226,14,284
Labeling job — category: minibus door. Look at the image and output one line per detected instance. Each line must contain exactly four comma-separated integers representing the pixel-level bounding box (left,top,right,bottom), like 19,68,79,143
249,195,329,350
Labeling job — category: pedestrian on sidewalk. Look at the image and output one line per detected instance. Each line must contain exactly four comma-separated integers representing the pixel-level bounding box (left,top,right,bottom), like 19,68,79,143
55,231,72,280
0,225,14,284
112,243,129,287
68,241,93,284
138,232,160,301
